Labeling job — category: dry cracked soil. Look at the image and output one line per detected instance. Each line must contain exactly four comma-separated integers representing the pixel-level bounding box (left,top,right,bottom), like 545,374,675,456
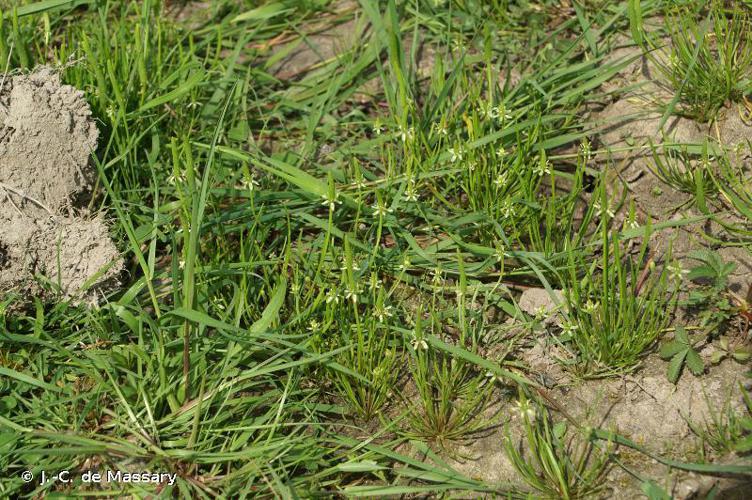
0,67,122,304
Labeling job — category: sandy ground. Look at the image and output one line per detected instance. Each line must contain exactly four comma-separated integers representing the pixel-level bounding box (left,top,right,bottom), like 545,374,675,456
0,67,122,303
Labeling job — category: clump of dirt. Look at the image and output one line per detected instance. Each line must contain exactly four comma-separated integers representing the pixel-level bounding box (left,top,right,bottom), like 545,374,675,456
0,67,122,303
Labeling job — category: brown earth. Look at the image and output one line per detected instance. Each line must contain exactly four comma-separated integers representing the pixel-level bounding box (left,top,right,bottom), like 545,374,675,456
0,67,122,303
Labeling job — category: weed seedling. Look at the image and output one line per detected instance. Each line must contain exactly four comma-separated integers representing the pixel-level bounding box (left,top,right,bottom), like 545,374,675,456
659,326,705,384
401,301,493,447
561,219,675,376
503,392,611,499
689,384,752,457
631,0,752,122
682,249,737,330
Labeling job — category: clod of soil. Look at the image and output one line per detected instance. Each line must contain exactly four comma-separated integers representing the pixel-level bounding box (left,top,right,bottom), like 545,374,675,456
0,67,122,303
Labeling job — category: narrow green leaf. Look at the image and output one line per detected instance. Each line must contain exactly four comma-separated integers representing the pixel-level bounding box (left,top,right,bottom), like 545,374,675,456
231,3,292,23
9,0,92,17
0,366,62,392
139,69,205,112
627,0,644,46
249,278,287,335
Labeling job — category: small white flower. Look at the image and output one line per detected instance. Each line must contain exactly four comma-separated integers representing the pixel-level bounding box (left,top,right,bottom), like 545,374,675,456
398,125,414,143
432,122,448,136
583,299,599,315
580,140,592,161
494,244,506,263
307,319,321,332
561,321,578,336
404,181,419,202
593,200,614,218
239,174,260,191
667,263,689,282
448,147,464,163
494,171,508,188
321,193,341,211
431,267,444,285
533,159,552,177
372,202,393,217
339,258,359,272
106,105,117,121
373,305,393,322
368,274,382,291
411,332,429,351
479,103,498,120
497,104,512,121
501,201,514,218
496,146,507,157
534,305,548,320
325,289,340,304
515,399,537,421
344,285,362,304
373,119,384,136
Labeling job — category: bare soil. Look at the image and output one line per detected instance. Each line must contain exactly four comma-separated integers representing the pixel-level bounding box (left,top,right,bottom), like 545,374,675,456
0,67,122,303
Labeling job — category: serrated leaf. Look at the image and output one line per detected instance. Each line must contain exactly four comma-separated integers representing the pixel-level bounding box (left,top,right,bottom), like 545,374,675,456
675,326,689,344
721,262,737,275
660,341,686,359
685,349,705,376
667,350,688,384
686,265,716,281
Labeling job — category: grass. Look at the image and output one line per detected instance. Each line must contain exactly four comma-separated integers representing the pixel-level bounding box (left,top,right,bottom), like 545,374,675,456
560,191,677,377
630,0,752,123
0,0,751,497
689,384,752,458
503,392,612,499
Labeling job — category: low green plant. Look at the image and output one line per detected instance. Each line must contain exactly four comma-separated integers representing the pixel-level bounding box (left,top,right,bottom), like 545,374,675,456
561,215,676,377
710,336,752,365
659,326,705,384
648,141,716,208
401,296,493,446
631,0,752,122
734,382,752,454
503,393,611,499
681,249,737,330
687,380,752,458
308,241,403,422
709,144,752,237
